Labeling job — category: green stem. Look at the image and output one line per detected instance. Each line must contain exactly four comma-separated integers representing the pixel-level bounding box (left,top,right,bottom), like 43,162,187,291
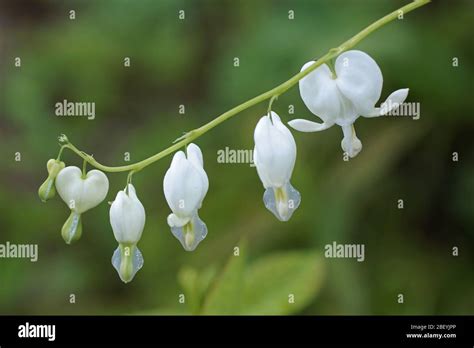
267,94,279,115
61,0,429,173
56,145,66,161
81,157,87,177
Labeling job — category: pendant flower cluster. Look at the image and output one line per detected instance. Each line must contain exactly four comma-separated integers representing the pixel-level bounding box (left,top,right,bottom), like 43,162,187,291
39,48,410,283
289,50,408,158
39,141,212,283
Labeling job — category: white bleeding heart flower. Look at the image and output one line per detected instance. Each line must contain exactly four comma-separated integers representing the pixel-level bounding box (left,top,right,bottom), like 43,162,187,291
55,166,109,244
289,50,409,158
109,184,146,283
163,143,209,251
254,111,301,221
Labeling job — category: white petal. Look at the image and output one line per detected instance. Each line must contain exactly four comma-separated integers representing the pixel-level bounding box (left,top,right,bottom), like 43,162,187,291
110,184,146,244
55,166,109,214
288,119,334,132
263,182,301,221
340,124,362,158
163,151,185,212
163,150,207,218
299,61,350,124
186,143,203,168
253,115,273,188
81,169,109,213
270,112,297,147
112,244,144,283
55,166,83,208
170,212,207,251
167,213,190,228
253,146,270,188
335,50,383,116
253,112,296,188
186,143,208,207
365,88,409,117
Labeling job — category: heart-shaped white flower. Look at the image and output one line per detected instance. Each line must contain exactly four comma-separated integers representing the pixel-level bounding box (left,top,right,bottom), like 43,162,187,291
55,166,109,244
56,166,109,213
289,50,409,158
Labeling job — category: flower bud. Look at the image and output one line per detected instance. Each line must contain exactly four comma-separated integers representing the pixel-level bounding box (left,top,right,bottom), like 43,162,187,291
38,159,65,202
110,184,146,245
61,211,82,245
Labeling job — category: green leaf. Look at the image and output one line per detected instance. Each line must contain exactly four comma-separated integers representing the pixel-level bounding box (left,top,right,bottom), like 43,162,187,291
243,251,325,315
178,265,218,314
201,245,246,314
200,247,324,315
177,266,200,314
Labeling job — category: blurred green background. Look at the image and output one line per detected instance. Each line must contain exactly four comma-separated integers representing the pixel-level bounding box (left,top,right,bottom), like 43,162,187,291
0,0,473,315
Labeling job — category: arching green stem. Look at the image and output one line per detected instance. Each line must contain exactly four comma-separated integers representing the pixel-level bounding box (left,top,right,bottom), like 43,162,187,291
59,0,430,174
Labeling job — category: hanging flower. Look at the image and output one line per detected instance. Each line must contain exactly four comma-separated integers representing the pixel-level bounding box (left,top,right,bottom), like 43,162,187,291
55,166,109,244
163,143,209,251
109,184,146,283
38,159,65,202
254,111,300,221
289,50,409,158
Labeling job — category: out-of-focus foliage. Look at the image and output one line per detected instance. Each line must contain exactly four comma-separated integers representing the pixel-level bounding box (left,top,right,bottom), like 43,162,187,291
201,244,325,315
166,244,325,315
0,0,473,315
241,250,324,315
